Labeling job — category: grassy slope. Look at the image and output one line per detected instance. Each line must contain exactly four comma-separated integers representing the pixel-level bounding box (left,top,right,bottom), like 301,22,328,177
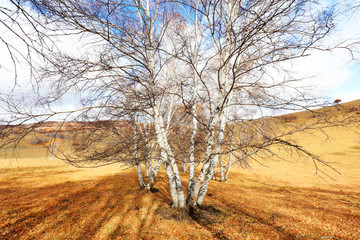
278,99,360,120
0,100,360,239
257,99,360,188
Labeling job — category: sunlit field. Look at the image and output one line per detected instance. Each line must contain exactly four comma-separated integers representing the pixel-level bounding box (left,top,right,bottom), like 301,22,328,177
1,102,360,239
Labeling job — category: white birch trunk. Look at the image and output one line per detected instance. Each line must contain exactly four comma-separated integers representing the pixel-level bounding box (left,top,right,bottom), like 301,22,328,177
212,108,228,182
152,147,158,173
153,104,186,208
187,98,198,199
196,111,228,206
187,38,231,206
186,111,221,206
191,0,237,207
224,124,236,181
145,141,154,178
136,163,146,189
184,6,227,207
134,114,146,189
146,154,162,189
195,91,231,202
224,152,232,181
219,157,225,181
163,159,179,207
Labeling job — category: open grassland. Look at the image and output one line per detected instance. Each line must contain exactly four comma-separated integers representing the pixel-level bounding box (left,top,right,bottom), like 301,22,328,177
0,166,359,239
1,101,360,239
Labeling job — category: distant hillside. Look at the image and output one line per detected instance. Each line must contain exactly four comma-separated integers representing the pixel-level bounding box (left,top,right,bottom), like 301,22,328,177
1,99,359,130
275,99,360,123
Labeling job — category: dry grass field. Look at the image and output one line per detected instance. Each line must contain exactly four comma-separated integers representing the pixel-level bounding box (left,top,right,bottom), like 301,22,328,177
1,101,360,239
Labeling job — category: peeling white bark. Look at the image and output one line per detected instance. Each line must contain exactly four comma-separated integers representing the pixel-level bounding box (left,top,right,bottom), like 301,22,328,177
187,100,198,199
187,110,221,207
191,0,237,207
134,114,146,189
153,104,186,208
136,163,146,189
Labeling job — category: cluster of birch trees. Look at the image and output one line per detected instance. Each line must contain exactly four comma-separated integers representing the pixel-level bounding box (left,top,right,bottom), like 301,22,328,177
1,0,359,210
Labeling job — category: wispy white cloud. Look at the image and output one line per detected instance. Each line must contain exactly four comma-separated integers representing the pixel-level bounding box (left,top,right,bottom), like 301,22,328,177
290,1,360,101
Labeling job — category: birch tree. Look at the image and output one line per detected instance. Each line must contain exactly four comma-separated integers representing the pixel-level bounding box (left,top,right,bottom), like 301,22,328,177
1,0,360,212
175,0,360,208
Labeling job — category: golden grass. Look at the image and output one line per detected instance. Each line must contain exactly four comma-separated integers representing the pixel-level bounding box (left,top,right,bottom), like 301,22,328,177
278,99,360,121
1,100,360,239
0,168,213,240
1,166,359,239
255,123,360,189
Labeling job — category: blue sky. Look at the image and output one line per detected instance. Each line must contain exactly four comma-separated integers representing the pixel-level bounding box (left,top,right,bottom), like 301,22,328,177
326,0,360,102
0,0,360,106
328,63,360,101
290,0,360,103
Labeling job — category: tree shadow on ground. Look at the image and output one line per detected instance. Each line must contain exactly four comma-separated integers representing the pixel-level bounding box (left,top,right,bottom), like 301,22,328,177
0,171,165,239
192,172,360,239
0,170,359,239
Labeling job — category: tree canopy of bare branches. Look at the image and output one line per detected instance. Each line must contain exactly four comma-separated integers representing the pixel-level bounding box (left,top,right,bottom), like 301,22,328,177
1,0,360,211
